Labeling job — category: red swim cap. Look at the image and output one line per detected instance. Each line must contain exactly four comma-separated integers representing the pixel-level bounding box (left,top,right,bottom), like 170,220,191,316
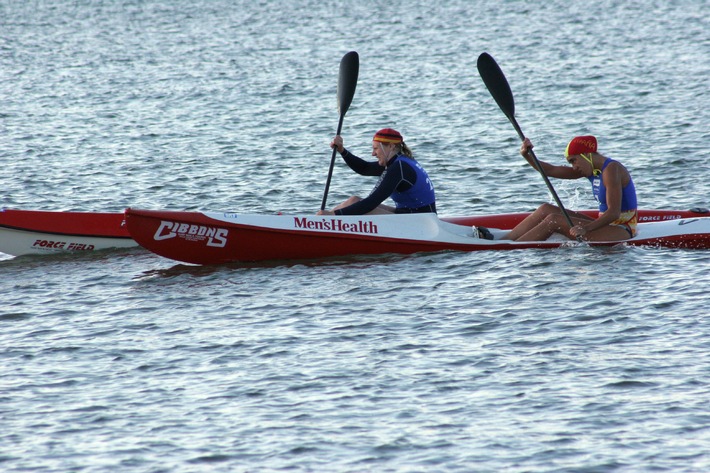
565,135,597,157
373,128,403,144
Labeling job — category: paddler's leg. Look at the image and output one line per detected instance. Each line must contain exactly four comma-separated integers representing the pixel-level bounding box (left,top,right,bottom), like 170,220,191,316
503,203,560,240
583,224,634,242
332,196,362,210
514,213,574,241
515,213,619,241
505,204,594,240
331,197,395,214
368,204,395,215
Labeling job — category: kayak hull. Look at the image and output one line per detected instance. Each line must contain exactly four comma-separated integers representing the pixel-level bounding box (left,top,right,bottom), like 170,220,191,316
124,208,710,265
3,207,708,260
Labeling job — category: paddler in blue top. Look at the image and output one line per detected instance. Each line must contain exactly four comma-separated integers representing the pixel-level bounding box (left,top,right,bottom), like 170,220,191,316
504,135,638,241
317,128,437,216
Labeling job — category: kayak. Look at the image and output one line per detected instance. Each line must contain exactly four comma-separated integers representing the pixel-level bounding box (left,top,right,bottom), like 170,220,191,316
124,207,710,265
3,207,708,260
0,208,136,257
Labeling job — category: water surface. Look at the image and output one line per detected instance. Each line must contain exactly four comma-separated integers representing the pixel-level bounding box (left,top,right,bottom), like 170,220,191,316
1,1,709,471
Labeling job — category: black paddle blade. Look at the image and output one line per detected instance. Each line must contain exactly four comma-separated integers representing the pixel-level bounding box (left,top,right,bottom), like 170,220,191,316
477,52,515,120
337,51,359,116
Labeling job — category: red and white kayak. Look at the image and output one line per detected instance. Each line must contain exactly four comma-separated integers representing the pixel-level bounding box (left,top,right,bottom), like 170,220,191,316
3,207,709,261
124,207,710,265
0,209,136,257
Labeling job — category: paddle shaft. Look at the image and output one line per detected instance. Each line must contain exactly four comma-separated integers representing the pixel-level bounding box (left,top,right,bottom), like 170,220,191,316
507,115,575,229
320,115,345,210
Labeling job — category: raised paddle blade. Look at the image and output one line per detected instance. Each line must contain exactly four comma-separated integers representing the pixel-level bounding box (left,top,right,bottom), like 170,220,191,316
477,52,515,120
321,51,360,211
337,51,359,117
477,52,578,234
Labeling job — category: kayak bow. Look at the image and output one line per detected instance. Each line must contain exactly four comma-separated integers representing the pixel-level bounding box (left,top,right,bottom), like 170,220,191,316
0,209,136,257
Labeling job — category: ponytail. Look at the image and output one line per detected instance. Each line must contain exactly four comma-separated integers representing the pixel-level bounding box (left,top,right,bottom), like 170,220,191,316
400,142,413,158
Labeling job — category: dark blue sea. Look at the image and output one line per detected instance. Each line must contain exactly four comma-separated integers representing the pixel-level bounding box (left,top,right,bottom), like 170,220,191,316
2,0,709,471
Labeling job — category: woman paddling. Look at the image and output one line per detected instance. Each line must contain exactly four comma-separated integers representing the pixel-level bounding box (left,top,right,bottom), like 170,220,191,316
504,135,638,241
317,128,437,216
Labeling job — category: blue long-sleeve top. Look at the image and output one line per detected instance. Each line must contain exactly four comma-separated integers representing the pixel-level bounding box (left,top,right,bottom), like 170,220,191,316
334,149,436,216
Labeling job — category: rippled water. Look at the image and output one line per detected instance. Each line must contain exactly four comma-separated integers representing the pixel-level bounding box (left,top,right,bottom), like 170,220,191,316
2,0,710,471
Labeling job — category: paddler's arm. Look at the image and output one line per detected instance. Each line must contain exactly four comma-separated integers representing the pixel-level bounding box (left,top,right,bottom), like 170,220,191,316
331,135,383,176
570,163,625,237
335,167,400,215
340,150,384,176
520,138,581,179
577,163,624,235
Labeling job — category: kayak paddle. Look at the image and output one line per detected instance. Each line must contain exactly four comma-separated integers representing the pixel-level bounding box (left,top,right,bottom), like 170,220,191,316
477,52,576,230
321,51,359,211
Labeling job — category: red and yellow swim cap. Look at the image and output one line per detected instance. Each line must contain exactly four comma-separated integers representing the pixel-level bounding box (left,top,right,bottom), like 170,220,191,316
565,135,597,157
373,128,403,144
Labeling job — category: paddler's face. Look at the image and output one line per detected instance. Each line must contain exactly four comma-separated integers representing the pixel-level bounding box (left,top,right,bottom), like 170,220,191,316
566,155,590,177
372,141,395,166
